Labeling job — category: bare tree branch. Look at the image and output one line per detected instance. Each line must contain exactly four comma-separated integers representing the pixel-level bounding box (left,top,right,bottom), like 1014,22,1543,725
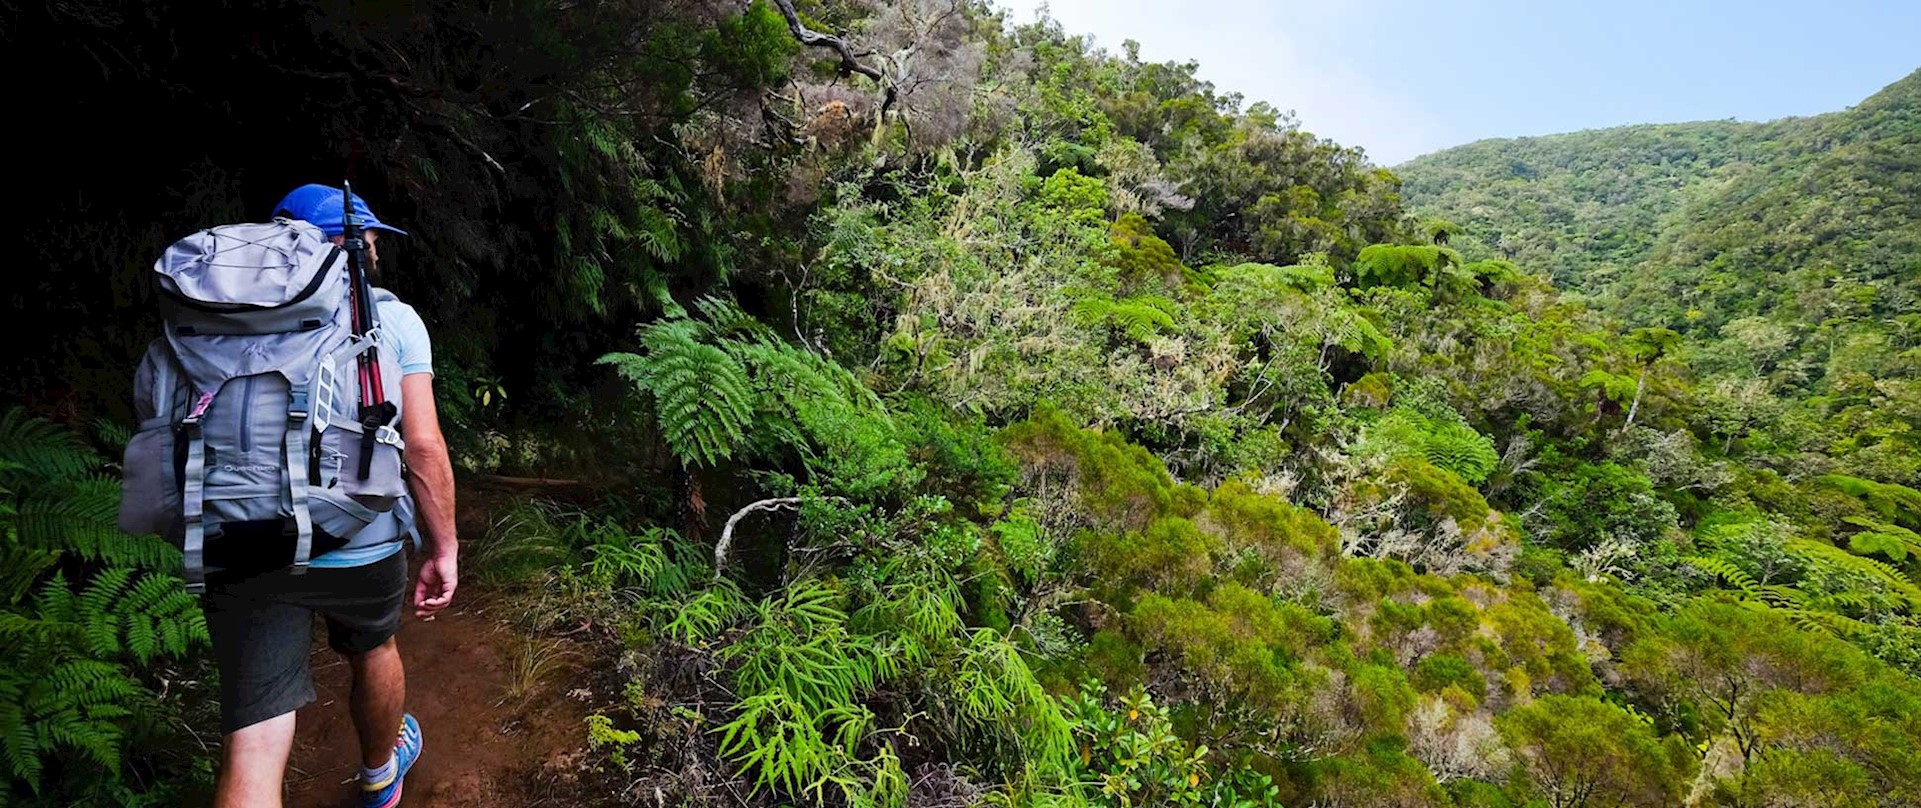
769,0,882,82
713,497,802,576
714,493,859,577
769,0,898,117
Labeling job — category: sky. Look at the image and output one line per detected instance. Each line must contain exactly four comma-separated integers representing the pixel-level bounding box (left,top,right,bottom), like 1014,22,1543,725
992,0,1921,165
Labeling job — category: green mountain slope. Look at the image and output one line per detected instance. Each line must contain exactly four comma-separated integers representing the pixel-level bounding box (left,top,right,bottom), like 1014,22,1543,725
1404,69,1921,481
1401,70,1919,312
1398,118,1778,293
1615,69,1921,333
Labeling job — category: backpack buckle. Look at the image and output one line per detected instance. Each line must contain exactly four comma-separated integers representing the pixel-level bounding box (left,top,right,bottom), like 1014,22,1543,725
185,390,215,423
374,424,404,449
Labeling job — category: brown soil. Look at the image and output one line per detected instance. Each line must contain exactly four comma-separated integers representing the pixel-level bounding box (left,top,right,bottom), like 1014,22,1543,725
284,482,601,807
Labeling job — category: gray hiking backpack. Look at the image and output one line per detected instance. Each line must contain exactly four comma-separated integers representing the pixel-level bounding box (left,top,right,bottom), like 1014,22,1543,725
118,218,409,592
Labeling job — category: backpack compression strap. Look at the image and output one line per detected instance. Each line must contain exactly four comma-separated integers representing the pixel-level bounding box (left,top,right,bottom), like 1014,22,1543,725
286,387,316,574
180,392,214,594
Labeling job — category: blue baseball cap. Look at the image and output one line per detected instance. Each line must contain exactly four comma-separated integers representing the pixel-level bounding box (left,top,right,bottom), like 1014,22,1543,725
271,183,408,237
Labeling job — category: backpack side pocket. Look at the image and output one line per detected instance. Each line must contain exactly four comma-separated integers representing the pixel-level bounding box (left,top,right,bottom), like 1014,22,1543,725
118,418,181,537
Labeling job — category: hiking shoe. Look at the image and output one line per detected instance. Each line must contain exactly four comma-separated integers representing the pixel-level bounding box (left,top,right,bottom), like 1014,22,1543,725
361,713,422,808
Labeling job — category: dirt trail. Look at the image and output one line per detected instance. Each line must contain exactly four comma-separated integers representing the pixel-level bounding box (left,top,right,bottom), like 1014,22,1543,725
284,487,596,807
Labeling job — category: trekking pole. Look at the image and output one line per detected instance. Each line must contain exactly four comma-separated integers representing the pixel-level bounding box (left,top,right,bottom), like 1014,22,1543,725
341,181,397,478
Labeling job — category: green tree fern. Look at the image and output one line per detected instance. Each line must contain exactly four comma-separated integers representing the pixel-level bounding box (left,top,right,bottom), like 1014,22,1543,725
605,301,919,497
0,409,209,804
600,318,756,468
1069,293,1179,345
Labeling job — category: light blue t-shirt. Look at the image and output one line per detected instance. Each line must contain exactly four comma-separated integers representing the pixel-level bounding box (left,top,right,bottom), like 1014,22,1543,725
309,297,434,568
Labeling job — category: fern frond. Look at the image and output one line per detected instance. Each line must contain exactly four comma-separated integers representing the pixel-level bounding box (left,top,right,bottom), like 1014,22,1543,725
1782,607,1868,638
775,581,849,633
113,573,204,663
1790,539,1921,609
950,629,1074,772
1819,474,1921,529
123,617,156,664
32,573,76,624
90,420,133,457
657,580,751,645
77,567,132,622
715,689,834,799
599,319,755,468
40,710,121,771
0,545,58,605
1419,419,1499,484
692,296,770,341
585,531,668,589
852,578,962,664
0,699,39,790
633,203,684,263
1068,293,1177,345
16,479,175,567
1841,518,1921,562
42,660,138,707
1323,301,1394,359
0,611,71,649
0,411,206,797
1752,584,1807,609
1807,590,1873,614
0,409,100,484
1687,555,1759,595
1109,296,1177,344
1067,294,1114,329
723,581,865,714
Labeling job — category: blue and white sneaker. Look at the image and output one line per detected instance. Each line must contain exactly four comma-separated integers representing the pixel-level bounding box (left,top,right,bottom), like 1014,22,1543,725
361,713,422,808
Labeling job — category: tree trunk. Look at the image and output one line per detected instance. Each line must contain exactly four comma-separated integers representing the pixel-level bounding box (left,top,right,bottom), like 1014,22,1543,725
1624,365,1648,427
678,469,708,543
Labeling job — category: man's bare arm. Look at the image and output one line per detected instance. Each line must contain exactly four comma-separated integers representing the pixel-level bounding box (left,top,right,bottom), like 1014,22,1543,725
400,372,458,616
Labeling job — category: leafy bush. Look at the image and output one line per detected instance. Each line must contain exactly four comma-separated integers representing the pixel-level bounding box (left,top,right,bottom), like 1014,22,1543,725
1058,681,1283,807
1498,695,1691,808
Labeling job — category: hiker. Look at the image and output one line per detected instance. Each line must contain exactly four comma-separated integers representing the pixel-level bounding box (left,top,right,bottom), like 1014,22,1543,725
124,184,458,807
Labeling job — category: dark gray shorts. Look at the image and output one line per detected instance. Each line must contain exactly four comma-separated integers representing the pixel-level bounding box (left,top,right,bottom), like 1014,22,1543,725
199,550,407,733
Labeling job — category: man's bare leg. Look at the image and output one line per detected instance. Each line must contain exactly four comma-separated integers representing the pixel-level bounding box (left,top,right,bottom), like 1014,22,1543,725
215,711,297,808
349,636,406,768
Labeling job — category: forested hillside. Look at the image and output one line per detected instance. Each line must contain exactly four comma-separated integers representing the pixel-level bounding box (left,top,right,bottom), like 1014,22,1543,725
1400,70,1921,311
1396,120,1775,293
7,2,1921,806
1405,69,1921,515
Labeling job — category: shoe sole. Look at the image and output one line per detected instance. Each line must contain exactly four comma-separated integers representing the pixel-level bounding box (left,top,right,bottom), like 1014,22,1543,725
367,781,403,808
